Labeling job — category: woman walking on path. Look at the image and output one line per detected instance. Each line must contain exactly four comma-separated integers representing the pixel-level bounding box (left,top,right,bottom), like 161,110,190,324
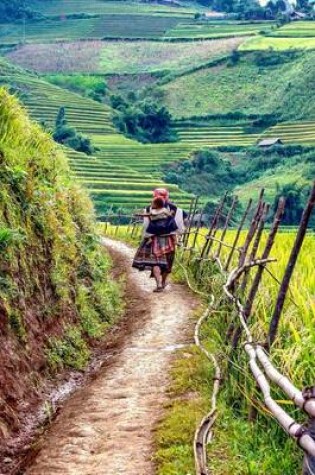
132,188,187,292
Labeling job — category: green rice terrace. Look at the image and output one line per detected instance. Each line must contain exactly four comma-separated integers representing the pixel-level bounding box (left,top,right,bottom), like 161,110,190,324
0,0,315,215
1,2,315,475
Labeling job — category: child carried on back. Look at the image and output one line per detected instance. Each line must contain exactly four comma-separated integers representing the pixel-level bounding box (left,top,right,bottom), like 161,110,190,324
142,197,178,237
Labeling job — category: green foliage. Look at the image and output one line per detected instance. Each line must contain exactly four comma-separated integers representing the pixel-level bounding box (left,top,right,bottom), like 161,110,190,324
46,326,90,371
0,88,123,381
163,149,238,197
45,74,107,103
0,227,22,252
0,0,37,23
163,144,314,206
273,182,309,225
53,106,95,155
163,50,315,120
112,96,176,144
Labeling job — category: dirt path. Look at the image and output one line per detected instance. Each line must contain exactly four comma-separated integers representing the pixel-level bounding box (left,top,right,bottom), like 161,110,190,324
26,238,198,475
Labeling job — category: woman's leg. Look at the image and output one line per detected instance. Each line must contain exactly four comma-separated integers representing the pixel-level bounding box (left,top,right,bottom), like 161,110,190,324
152,265,163,290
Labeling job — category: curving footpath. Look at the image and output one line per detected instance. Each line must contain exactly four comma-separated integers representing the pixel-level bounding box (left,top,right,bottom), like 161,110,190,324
26,238,197,475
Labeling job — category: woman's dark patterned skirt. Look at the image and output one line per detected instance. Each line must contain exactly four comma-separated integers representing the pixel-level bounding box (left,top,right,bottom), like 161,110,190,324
132,235,176,273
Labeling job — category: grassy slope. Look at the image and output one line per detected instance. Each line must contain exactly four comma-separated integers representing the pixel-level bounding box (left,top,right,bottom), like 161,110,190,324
162,51,315,120
240,35,315,50
0,88,122,446
164,20,274,39
29,0,198,16
269,20,315,38
0,14,190,43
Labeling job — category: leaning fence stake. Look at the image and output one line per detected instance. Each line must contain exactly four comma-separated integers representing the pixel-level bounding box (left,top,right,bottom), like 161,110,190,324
201,191,228,259
238,189,265,268
232,197,285,349
240,202,270,294
225,198,252,271
268,182,315,349
185,196,199,249
215,195,238,260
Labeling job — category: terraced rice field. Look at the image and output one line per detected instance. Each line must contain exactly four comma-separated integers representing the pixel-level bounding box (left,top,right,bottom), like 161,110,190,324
269,21,315,38
67,149,194,213
240,35,315,50
0,14,189,44
263,121,315,145
0,72,115,135
173,122,261,146
0,60,195,211
30,0,196,16
164,21,274,39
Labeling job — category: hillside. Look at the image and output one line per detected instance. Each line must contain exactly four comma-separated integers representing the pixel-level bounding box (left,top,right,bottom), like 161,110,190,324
0,1,314,212
161,50,315,121
0,58,194,213
0,88,122,460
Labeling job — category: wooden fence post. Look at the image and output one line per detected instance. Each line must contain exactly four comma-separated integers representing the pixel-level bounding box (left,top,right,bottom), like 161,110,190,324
232,197,285,349
268,182,315,349
183,197,196,247
191,207,204,254
215,195,238,261
184,196,199,248
225,198,253,271
240,203,270,294
238,189,265,268
200,191,228,259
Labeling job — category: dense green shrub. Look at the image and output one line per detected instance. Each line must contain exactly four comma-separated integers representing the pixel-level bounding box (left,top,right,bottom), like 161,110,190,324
0,0,37,22
45,75,107,103
112,96,176,143
163,149,238,196
273,182,310,225
53,106,94,155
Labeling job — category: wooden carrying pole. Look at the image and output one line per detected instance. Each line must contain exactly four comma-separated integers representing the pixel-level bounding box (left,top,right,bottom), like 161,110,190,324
268,182,315,348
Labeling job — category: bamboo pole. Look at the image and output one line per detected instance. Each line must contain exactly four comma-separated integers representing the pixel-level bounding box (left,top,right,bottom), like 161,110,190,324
240,203,270,294
232,197,285,349
225,198,253,271
268,182,315,348
185,196,199,248
238,189,265,268
214,195,238,260
183,196,196,247
200,192,228,259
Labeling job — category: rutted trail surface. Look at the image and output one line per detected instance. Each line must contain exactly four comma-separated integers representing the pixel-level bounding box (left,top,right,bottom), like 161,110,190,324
26,238,197,475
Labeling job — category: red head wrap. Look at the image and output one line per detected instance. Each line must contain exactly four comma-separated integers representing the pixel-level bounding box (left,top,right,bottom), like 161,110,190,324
153,188,169,200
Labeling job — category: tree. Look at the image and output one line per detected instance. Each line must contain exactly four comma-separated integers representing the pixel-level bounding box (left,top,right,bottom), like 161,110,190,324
53,107,94,155
0,0,38,22
113,99,176,144
55,106,66,129
273,183,307,225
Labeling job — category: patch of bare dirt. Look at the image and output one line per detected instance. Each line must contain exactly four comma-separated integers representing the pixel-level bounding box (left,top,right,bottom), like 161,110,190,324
25,238,198,475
